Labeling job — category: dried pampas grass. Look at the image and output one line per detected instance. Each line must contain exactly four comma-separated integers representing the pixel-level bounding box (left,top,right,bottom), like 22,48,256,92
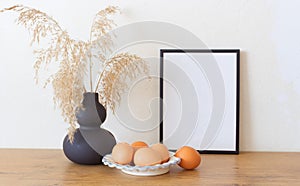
1,5,148,142
96,53,149,112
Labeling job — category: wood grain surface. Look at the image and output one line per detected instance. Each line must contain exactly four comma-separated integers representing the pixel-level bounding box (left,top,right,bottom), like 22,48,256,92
0,149,299,185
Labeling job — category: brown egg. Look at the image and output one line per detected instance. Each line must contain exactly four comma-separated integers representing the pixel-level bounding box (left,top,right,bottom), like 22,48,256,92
151,143,170,163
175,146,201,170
131,141,148,152
134,147,162,166
112,143,134,165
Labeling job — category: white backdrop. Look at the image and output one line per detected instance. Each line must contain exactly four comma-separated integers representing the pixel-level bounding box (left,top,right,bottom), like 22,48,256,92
0,0,300,152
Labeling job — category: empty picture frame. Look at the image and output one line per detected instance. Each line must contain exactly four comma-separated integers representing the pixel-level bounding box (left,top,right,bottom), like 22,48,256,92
160,49,239,154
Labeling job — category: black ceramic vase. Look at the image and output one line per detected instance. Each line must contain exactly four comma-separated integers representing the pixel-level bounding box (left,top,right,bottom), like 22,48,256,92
63,92,116,165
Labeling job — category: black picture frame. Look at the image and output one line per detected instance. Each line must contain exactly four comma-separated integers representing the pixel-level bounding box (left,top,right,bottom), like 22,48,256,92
160,49,240,154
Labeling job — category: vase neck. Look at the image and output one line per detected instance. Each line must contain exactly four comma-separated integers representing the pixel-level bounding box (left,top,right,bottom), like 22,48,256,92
76,92,107,127
82,92,99,107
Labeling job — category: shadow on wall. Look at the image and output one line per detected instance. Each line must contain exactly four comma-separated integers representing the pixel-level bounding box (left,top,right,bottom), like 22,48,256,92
239,51,253,151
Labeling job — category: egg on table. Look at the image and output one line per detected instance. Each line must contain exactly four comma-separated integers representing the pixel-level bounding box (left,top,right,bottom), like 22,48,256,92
175,146,201,170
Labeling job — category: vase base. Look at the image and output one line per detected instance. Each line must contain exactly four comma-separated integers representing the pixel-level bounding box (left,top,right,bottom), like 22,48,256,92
63,129,104,165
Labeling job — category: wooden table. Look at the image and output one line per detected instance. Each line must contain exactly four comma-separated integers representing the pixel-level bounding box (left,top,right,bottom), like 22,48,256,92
0,149,299,185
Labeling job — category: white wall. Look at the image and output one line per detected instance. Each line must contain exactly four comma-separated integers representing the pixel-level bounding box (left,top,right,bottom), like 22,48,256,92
0,0,300,151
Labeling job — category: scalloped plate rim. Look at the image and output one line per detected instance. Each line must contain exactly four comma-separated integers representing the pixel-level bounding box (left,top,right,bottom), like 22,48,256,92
102,151,181,174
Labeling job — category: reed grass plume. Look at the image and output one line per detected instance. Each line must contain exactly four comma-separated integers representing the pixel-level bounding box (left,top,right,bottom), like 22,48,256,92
1,5,148,142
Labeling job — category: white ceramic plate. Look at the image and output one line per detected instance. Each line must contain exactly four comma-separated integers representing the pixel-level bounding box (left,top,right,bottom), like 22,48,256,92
102,152,181,176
